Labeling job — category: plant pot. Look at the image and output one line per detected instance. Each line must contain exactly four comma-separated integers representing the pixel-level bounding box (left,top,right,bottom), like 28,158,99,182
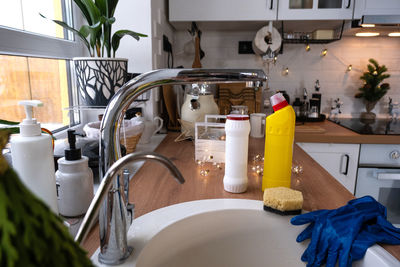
360,100,378,121
73,57,128,106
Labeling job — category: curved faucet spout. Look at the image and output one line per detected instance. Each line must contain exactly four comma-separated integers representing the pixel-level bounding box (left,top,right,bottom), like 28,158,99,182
99,69,267,176
83,68,266,265
75,151,184,245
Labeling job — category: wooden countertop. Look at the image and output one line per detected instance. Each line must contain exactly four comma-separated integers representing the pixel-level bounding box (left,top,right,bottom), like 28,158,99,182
82,132,400,262
295,120,399,144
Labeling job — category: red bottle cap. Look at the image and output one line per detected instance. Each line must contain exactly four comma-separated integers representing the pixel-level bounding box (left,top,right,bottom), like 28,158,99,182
227,114,249,120
271,93,288,112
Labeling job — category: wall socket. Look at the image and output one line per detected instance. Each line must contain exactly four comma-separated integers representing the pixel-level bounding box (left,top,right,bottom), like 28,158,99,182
238,41,254,54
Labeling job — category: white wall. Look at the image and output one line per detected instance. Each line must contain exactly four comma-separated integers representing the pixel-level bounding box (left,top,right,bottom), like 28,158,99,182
113,0,152,73
112,0,174,120
173,30,400,117
151,0,175,69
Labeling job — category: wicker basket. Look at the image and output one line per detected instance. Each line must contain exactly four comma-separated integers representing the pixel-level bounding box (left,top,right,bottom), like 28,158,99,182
84,121,144,154
120,133,142,154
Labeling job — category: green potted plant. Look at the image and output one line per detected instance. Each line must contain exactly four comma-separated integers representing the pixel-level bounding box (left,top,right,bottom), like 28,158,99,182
355,58,390,120
41,0,147,106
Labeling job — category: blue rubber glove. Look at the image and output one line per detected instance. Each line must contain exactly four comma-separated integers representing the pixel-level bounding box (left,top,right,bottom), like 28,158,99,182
351,215,400,262
291,196,391,267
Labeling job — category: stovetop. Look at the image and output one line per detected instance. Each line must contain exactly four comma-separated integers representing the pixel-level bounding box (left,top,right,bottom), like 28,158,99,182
328,118,400,135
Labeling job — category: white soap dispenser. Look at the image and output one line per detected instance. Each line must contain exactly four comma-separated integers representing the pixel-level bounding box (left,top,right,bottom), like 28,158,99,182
10,100,59,213
55,130,93,217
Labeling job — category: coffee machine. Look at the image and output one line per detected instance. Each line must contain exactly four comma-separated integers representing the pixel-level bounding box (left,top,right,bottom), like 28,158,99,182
293,80,325,122
310,80,322,119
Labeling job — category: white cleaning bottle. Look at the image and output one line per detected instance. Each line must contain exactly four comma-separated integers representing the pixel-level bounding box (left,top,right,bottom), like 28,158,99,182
56,130,93,217
223,114,251,193
11,100,59,213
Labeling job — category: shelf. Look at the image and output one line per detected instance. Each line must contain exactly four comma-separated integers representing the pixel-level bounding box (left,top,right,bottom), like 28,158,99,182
63,100,146,112
282,38,341,44
279,20,345,52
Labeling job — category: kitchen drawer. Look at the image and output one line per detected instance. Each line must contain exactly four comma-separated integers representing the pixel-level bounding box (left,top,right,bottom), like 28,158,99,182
297,142,360,194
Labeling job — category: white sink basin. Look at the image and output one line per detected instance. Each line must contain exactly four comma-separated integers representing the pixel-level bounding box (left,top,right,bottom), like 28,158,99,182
91,199,399,267
136,208,307,267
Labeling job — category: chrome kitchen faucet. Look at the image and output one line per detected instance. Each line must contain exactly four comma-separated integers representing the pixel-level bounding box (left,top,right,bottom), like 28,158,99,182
75,69,267,265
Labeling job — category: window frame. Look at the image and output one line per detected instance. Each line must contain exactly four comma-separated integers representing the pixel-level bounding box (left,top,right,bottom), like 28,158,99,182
0,1,88,134
0,1,86,59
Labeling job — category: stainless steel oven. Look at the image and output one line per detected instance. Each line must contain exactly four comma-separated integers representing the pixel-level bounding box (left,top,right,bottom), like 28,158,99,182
355,144,400,226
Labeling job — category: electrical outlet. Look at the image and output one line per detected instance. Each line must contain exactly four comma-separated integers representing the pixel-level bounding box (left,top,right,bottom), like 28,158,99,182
238,41,254,54
163,35,172,53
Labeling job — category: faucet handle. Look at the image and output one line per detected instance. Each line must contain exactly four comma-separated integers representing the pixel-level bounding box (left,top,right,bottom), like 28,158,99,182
123,169,130,201
127,203,135,225
123,169,135,225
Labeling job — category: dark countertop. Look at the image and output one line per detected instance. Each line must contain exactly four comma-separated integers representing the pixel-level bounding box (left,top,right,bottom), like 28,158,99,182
295,120,400,144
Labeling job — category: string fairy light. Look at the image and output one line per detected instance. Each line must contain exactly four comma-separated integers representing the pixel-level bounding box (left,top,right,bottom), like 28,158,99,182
262,42,364,83
252,154,264,176
195,154,224,176
283,67,289,76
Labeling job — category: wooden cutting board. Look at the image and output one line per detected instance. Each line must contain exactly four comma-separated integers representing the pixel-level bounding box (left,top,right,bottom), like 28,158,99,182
295,125,326,133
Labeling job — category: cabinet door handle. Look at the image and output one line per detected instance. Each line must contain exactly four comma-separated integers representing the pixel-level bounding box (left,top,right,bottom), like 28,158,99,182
340,154,349,175
346,0,351,9
269,0,273,10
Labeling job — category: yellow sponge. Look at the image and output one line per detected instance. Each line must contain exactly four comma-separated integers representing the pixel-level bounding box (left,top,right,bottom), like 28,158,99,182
263,187,303,215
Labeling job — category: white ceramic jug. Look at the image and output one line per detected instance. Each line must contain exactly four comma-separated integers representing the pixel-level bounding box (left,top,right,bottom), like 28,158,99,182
138,116,163,144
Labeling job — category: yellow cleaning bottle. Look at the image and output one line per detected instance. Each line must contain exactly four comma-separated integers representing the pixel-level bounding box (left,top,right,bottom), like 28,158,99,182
262,93,296,191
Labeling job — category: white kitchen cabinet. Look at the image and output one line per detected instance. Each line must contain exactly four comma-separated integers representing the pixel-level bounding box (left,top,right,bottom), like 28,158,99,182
297,142,360,194
278,0,354,20
354,0,400,19
169,0,277,21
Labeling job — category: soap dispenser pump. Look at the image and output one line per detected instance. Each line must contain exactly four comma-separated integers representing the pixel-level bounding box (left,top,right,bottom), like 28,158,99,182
11,100,59,213
55,130,93,217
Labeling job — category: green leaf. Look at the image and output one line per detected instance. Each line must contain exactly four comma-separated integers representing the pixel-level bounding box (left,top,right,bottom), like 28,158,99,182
95,0,107,16
79,0,102,26
43,0,144,58
0,127,18,135
40,13,92,56
111,30,148,56
367,64,374,73
73,0,93,24
0,119,18,125
78,25,90,38
369,58,378,68
79,20,103,51
102,16,116,57
105,16,116,25
107,0,120,17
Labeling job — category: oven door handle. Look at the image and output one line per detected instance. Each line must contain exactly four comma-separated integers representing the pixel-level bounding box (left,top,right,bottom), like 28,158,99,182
376,172,400,181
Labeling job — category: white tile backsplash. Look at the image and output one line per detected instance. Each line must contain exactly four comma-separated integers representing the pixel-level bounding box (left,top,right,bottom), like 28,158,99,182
173,30,400,117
